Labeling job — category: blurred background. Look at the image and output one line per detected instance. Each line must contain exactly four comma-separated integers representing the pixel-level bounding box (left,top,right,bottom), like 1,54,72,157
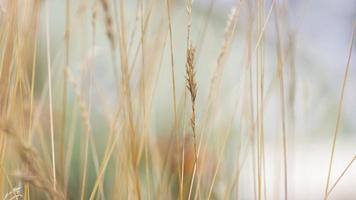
1,0,355,199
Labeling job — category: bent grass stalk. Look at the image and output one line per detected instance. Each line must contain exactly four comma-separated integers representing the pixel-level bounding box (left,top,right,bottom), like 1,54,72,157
324,21,355,200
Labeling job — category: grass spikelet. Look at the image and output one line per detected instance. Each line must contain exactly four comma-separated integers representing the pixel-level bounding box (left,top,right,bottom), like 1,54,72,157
100,0,115,50
186,48,197,109
185,46,199,200
0,122,64,199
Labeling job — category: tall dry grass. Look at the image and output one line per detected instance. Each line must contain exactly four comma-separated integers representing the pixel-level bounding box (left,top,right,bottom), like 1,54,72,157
0,0,355,199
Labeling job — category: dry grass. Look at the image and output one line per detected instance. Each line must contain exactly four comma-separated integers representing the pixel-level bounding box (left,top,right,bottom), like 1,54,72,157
0,0,355,199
